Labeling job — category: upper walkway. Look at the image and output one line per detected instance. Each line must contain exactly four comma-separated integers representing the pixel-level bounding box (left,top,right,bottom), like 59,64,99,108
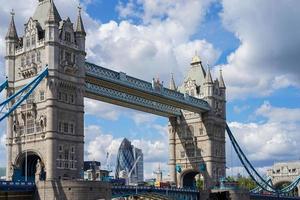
85,62,210,117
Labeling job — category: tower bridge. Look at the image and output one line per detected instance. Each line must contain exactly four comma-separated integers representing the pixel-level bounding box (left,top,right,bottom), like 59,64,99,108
2,0,299,200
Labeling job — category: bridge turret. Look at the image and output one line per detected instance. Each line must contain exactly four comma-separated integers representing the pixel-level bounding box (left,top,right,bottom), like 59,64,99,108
75,6,86,52
169,52,226,189
6,0,86,182
5,10,18,83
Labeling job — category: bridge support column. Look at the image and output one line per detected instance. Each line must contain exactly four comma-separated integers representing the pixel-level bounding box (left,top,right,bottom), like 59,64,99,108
169,117,178,185
6,107,13,181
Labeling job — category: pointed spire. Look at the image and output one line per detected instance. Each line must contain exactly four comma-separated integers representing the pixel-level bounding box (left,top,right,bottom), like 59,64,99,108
76,4,86,35
6,9,18,40
205,66,213,84
219,68,226,88
191,50,201,66
169,73,177,90
47,0,59,24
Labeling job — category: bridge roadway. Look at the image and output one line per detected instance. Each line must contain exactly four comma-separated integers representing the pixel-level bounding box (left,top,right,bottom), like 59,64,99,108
2,180,300,200
85,62,210,117
112,185,200,200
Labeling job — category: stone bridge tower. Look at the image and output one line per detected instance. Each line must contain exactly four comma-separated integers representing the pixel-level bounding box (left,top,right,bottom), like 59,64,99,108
168,54,226,189
5,0,86,181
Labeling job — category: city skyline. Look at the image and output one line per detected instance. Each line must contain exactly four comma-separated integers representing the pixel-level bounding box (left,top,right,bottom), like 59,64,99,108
0,0,299,181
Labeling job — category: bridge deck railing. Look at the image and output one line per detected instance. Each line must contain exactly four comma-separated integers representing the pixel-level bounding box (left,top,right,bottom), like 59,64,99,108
85,62,210,111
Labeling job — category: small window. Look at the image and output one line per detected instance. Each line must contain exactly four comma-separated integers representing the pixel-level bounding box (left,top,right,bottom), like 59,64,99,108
26,55,30,65
59,145,63,152
70,124,74,134
70,94,74,104
26,37,30,47
71,147,75,153
65,162,69,168
63,123,68,133
64,149,69,160
21,57,25,67
40,91,45,101
180,151,185,158
65,32,71,42
58,92,62,100
65,52,71,63
31,53,35,63
58,122,62,132
199,128,203,135
37,51,41,62
63,93,68,102
31,35,36,45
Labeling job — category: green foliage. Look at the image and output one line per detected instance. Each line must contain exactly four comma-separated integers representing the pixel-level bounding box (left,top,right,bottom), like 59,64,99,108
196,179,204,190
236,177,256,190
226,176,257,190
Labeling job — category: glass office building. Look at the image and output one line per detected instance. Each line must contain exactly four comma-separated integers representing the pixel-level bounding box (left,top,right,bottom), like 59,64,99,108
115,138,144,184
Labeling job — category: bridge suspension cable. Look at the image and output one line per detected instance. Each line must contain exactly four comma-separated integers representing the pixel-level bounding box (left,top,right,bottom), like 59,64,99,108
0,67,48,122
226,124,300,195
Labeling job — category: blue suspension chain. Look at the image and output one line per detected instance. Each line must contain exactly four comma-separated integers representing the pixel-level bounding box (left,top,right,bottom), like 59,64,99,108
0,67,48,122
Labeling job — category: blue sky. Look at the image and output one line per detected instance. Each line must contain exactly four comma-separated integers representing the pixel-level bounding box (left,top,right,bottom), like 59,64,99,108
0,0,300,179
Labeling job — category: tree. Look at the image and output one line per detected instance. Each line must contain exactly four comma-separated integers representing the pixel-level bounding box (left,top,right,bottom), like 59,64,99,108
236,177,256,190
196,179,204,190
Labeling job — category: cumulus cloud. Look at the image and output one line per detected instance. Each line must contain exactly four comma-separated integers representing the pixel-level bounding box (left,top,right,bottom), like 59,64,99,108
130,112,157,126
86,0,220,83
84,99,124,121
256,101,300,123
226,166,271,177
218,0,300,100
85,124,169,178
228,102,300,164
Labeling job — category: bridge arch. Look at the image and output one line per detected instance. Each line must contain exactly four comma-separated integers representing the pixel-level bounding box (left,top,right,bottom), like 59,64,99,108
14,150,44,181
180,168,205,189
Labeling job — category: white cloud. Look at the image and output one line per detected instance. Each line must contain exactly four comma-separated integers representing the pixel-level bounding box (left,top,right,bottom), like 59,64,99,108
85,0,220,84
218,0,300,100
226,166,270,178
255,101,300,123
233,105,250,114
130,112,157,126
85,125,122,163
228,102,300,162
84,99,123,121
132,139,168,163
85,124,169,179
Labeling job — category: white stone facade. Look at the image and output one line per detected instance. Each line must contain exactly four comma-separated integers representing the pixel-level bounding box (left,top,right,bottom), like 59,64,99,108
5,0,86,181
168,55,226,188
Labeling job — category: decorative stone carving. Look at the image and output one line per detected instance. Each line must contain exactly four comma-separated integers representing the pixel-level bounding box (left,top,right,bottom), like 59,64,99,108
35,159,42,175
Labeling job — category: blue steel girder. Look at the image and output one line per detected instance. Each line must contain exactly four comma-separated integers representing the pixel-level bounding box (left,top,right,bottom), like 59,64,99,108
85,62,210,114
85,82,182,117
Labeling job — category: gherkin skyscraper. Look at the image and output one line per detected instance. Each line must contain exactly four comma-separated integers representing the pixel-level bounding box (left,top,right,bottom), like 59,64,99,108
115,138,144,184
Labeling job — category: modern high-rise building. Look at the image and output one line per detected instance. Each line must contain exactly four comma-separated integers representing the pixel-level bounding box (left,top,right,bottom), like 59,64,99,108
115,138,144,184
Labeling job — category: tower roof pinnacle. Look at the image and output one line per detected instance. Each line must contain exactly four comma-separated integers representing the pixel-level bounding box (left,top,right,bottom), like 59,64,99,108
205,66,213,84
76,4,86,34
169,73,177,91
219,68,226,88
6,9,18,40
47,0,59,23
34,0,61,28
191,51,201,66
